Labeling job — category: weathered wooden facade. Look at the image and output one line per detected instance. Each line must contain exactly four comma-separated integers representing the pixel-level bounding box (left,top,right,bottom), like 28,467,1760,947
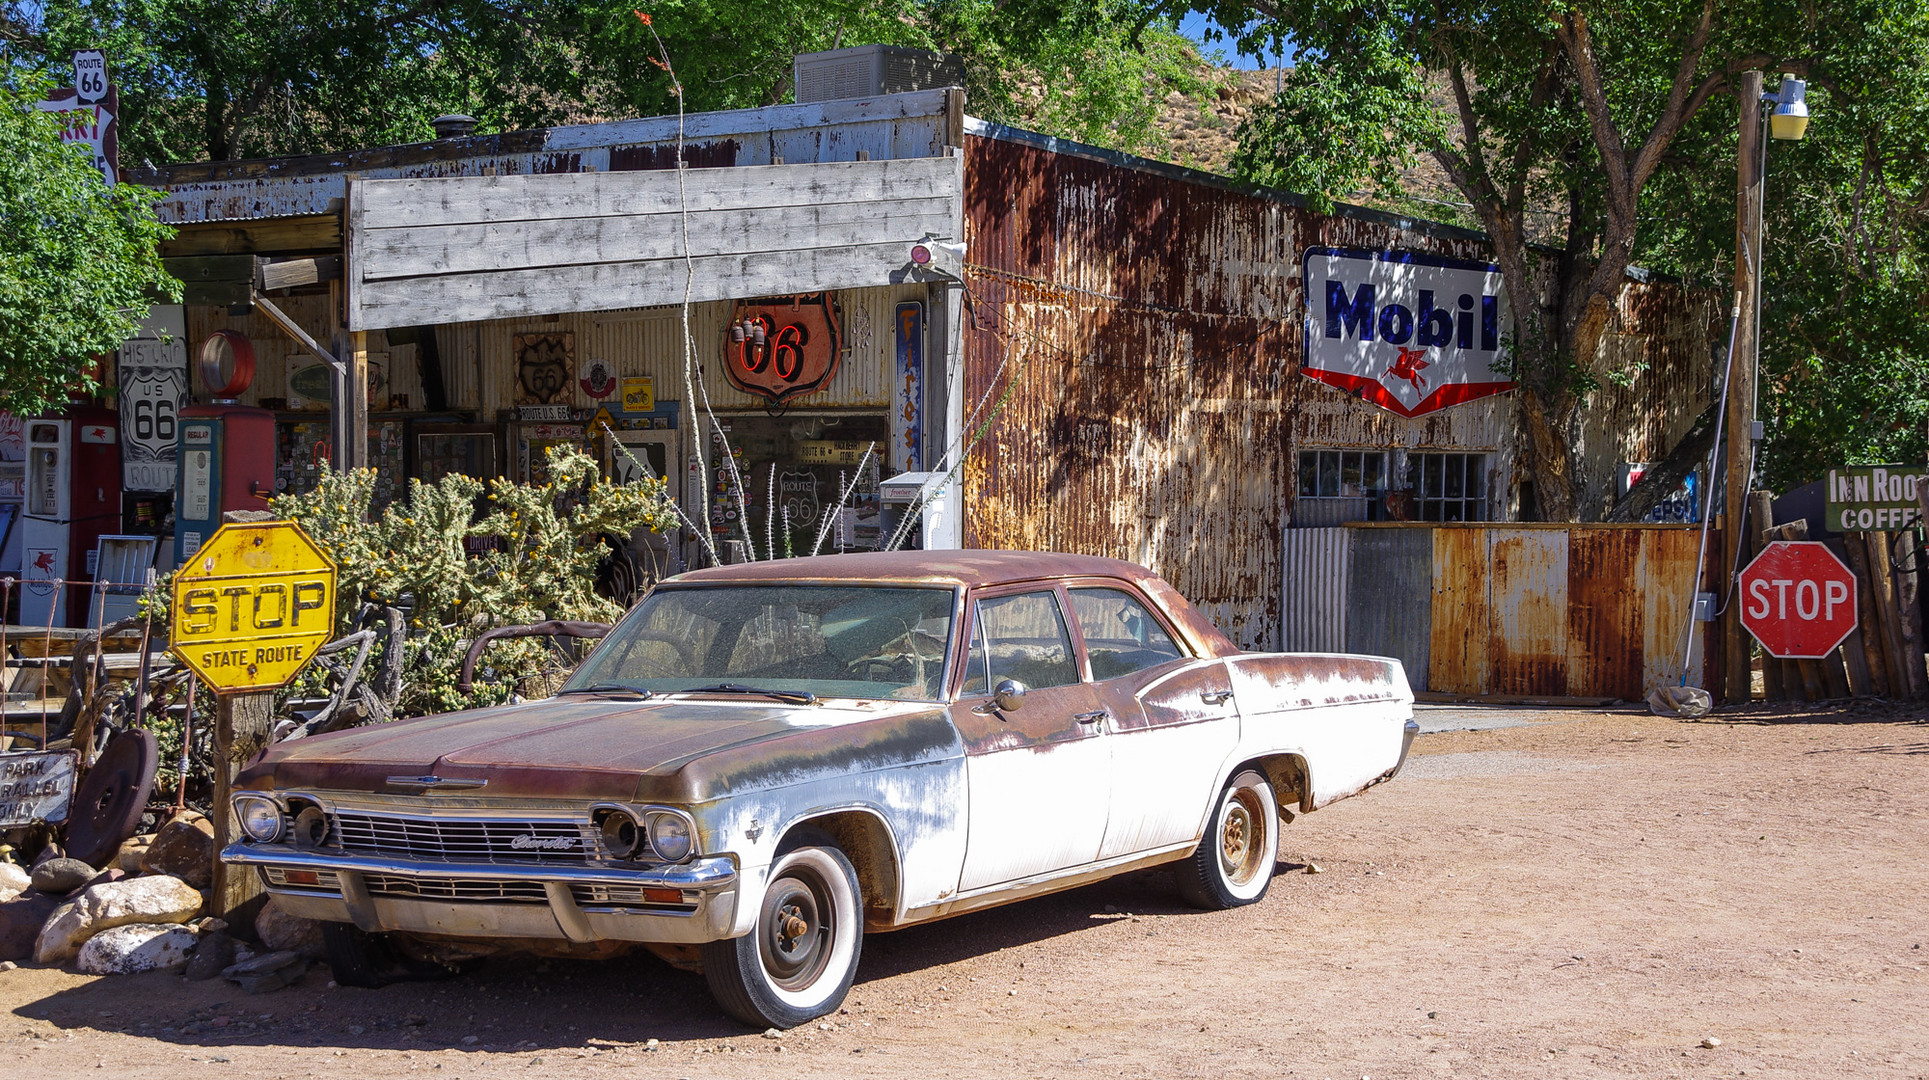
86,85,1718,669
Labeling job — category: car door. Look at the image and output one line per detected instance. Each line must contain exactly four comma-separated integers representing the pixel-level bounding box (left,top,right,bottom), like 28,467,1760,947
1070,584,1241,861
949,585,1112,893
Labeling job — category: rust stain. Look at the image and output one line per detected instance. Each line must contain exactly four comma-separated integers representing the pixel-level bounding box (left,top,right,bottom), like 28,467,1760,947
1429,527,1491,694
609,141,742,171
1487,528,1568,695
1566,529,1645,698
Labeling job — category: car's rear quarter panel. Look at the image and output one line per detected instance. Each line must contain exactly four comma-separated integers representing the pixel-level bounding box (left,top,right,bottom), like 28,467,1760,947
1225,653,1414,807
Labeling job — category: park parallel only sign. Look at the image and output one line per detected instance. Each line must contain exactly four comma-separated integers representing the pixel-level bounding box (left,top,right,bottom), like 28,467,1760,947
1824,465,1926,531
169,522,337,693
1301,247,1517,418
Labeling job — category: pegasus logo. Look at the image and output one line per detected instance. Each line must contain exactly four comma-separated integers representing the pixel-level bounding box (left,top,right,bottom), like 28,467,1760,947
1388,346,1430,390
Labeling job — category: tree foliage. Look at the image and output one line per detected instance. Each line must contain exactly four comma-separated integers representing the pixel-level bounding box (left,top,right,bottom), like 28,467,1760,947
270,446,678,715
1209,0,1927,516
12,0,1213,165
0,72,175,415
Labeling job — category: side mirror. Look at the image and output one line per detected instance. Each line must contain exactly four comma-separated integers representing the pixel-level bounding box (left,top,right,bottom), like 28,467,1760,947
991,679,1027,712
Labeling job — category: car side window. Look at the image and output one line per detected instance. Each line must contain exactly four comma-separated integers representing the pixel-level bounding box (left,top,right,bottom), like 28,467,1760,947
1069,587,1185,680
961,617,991,697
973,591,1079,690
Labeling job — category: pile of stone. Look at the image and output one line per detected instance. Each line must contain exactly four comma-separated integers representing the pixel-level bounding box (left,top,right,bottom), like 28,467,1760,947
0,809,326,990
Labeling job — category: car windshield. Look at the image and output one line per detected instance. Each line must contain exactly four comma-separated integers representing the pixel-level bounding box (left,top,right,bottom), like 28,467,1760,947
563,585,957,702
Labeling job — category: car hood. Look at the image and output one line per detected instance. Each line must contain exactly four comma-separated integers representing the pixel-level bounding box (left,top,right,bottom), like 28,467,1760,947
238,695,959,803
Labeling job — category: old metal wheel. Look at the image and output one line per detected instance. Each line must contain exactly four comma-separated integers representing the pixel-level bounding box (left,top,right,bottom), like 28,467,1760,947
1177,769,1279,909
701,829,863,1028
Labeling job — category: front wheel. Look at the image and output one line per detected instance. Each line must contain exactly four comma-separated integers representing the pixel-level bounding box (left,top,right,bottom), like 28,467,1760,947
701,835,864,1028
1177,769,1280,909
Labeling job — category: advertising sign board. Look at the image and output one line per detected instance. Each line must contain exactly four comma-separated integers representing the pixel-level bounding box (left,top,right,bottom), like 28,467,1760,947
1301,248,1516,418
1824,465,1925,531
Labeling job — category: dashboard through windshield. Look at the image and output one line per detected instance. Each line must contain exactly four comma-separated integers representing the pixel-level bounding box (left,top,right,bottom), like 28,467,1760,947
563,585,958,702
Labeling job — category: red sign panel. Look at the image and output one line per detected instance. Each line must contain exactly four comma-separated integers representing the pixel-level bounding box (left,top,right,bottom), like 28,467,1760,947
1739,541,1859,659
723,294,843,407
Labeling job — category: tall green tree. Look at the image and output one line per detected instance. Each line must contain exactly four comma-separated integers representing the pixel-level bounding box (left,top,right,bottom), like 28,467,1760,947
0,73,176,414
13,0,1212,165
1205,0,1919,518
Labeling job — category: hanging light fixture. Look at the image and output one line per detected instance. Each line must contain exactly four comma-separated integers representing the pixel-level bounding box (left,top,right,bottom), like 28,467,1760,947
1769,76,1809,141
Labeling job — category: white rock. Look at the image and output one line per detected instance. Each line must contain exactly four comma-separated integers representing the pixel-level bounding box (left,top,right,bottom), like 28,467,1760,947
0,862,29,897
34,875,203,966
75,923,198,975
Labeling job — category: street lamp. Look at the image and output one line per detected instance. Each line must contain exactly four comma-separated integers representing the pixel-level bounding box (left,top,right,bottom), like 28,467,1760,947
1769,76,1809,141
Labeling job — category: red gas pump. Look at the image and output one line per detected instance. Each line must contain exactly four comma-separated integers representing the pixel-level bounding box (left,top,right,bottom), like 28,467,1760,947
20,406,122,625
173,330,276,562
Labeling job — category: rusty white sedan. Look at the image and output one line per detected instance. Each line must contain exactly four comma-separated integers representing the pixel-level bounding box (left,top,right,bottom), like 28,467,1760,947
224,551,1416,1027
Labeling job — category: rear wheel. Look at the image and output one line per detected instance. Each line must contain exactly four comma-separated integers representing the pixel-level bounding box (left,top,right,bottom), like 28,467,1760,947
701,831,863,1028
1177,769,1280,909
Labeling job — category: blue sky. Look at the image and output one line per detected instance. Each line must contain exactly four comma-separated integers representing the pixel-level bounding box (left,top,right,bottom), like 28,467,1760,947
1177,12,1294,69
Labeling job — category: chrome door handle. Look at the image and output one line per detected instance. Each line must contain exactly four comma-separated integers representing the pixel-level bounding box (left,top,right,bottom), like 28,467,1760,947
1073,710,1108,725
1201,690,1233,706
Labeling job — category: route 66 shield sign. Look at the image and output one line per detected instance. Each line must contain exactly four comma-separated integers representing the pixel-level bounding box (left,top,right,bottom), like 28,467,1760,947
722,294,843,407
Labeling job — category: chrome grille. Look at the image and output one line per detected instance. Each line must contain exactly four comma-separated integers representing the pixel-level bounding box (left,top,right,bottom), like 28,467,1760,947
333,810,593,864
363,874,551,903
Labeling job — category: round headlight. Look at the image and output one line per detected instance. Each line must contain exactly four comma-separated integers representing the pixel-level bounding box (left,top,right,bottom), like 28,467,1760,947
599,809,643,860
646,812,693,863
234,795,284,843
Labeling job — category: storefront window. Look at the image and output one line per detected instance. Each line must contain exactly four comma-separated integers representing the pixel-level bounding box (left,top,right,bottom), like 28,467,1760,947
702,414,888,558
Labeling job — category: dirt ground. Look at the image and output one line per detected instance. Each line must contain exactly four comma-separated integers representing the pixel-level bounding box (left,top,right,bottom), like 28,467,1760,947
3,701,1926,1079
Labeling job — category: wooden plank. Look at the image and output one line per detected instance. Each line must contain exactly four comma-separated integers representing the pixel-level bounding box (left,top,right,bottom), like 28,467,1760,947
357,157,963,230
1892,530,1928,696
1749,492,1784,700
1566,529,1643,699
1488,528,1568,697
257,255,342,291
160,215,342,257
359,200,957,282
1428,527,1489,695
163,254,257,283
1843,534,1892,696
1866,531,1911,696
349,241,958,331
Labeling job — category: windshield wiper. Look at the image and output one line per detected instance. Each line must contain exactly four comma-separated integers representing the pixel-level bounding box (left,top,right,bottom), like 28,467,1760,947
678,683,818,706
557,683,654,700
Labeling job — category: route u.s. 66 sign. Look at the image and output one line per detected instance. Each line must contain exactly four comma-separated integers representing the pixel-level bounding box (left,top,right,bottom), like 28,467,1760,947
1302,248,1516,418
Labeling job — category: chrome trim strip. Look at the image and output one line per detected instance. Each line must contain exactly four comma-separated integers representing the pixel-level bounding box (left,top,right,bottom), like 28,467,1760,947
222,842,738,890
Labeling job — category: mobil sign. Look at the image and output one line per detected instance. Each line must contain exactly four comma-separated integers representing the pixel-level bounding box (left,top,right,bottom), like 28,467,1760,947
1301,247,1516,418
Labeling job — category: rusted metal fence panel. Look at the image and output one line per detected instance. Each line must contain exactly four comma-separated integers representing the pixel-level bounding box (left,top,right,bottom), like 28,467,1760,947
1280,528,1350,653
1346,528,1432,688
1567,528,1646,698
1486,529,1570,695
1428,527,1491,694
1640,527,1705,690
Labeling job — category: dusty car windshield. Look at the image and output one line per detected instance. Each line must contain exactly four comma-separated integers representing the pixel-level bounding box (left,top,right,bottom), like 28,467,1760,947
564,585,956,701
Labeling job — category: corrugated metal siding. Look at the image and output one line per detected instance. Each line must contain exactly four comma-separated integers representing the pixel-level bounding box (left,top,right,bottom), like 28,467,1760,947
1429,526,1492,694
1567,528,1645,698
959,134,1498,649
1280,528,1350,652
1640,527,1705,688
1487,529,1569,695
1345,527,1432,689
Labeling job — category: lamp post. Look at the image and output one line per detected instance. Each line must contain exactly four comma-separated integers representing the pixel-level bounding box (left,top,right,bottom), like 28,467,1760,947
1721,72,1810,704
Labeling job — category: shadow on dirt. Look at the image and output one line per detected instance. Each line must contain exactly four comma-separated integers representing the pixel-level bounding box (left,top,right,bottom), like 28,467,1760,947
8,863,1267,1053
1707,700,1929,727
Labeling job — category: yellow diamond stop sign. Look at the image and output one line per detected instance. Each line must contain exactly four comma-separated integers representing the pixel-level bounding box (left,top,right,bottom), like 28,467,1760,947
170,522,337,693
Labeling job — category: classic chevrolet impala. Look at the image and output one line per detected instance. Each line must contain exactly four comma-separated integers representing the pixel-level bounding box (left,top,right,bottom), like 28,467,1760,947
224,551,1416,1027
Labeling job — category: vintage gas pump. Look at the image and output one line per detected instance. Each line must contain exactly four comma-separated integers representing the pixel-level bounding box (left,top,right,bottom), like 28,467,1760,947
174,331,276,562
19,407,122,625
877,471,952,552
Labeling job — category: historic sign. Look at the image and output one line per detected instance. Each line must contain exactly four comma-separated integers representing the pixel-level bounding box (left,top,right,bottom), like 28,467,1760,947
118,306,189,491
0,750,79,826
620,376,655,414
35,55,118,187
1824,465,1925,532
169,522,338,693
723,294,843,407
1739,541,1858,660
514,332,573,405
1301,248,1515,418
895,301,924,471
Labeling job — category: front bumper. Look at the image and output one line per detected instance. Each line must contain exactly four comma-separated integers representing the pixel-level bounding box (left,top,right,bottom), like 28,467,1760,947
223,843,739,945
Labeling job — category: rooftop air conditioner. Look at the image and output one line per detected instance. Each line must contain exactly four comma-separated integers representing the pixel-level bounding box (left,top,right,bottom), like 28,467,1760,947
793,45,964,104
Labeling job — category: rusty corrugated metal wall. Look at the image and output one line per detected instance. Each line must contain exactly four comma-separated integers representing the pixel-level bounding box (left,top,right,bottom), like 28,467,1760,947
959,127,1718,650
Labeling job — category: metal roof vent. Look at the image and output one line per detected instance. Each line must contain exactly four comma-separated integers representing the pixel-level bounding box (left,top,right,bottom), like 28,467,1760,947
431,114,478,139
793,45,963,104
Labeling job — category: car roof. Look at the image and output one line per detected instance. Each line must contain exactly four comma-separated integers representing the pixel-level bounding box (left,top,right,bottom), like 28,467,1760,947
668,549,1162,589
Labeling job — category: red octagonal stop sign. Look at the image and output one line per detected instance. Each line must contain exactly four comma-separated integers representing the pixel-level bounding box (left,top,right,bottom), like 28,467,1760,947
1740,541,1859,659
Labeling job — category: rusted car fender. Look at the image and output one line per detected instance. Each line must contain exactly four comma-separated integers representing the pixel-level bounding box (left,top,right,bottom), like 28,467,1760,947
1223,652,1415,810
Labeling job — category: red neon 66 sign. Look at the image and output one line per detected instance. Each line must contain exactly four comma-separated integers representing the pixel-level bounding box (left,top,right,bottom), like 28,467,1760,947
722,293,843,407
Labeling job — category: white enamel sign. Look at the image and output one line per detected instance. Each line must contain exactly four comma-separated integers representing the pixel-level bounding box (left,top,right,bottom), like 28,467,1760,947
1301,247,1516,417
118,305,189,492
